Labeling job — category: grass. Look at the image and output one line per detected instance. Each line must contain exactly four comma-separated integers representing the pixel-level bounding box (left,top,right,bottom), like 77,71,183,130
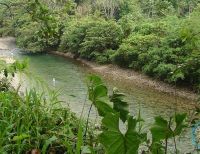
0,59,103,153
0,87,101,153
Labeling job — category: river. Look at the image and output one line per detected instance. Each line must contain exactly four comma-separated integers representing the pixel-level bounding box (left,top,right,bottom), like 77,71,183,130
0,46,198,153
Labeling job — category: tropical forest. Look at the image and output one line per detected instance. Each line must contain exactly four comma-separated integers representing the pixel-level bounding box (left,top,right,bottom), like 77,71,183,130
0,0,200,153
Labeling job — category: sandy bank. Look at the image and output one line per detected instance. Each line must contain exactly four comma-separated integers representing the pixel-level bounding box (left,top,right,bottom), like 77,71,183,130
0,37,20,89
51,51,199,101
0,37,16,50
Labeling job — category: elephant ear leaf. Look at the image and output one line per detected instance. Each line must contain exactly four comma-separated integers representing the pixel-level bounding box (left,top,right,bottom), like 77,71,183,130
99,114,146,154
99,113,125,154
150,141,164,154
88,75,114,117
87,75,102,88
150,116,173,141
95,99,114,117
125,116,147,154
110,88,129,123
174,113,187,136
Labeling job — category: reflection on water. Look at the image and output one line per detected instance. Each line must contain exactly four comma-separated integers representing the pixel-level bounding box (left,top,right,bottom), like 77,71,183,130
2,50,197,153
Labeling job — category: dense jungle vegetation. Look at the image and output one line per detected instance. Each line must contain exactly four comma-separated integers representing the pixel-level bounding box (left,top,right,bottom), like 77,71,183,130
0,0,200,153
1,0,200,90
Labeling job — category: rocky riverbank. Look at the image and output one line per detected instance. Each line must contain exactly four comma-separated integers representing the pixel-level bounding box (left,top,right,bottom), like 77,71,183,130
51,51,199,101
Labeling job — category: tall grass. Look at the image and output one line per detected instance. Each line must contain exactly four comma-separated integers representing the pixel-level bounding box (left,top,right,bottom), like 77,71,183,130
0,59,101,153
0,88,80,153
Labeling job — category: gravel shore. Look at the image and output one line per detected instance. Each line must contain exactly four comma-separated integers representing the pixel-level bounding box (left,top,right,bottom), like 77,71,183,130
51,51,199,101
0,37,16,50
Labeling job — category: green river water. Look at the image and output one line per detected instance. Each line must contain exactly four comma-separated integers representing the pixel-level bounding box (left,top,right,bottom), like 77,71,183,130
2,50,198,153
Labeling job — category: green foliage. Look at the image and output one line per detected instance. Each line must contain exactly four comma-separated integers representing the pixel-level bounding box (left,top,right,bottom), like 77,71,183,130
0,1,199,152
0,64,101,154
0,0,76,52
99,113,146,154
80,19,122,60
87,75,187,154
60,17,122,62
139,0,175,17
0,60,190,153
90,0,123,19
0,89,80,153
112,15,200,89
1,0,200,89
110,88,129,122
150,113,187,153
14,1,61,52
59,17,98,55
0,1,14,36
0,59,27,91
191,103,200,125
15,21,46,52
87,75,114,117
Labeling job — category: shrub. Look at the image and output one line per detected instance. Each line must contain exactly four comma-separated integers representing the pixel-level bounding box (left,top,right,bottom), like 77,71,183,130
15,22,45,53
112,33,159,68
80,19,123,60
112,17,200,88
59,17,99,55
0,16,14,37
60,16,123,63
14,11,61,53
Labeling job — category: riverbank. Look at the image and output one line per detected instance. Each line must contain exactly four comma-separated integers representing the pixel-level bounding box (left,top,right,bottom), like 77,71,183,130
0,37,198,101
0,37,20,89
0,37,16,50
51,51,199,101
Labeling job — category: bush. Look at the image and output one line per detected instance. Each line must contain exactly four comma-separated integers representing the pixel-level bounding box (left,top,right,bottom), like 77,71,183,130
59,17,99,55
14,10,61,53
80,19,123,60
112,16,200,89
0,16,14,37
112,33,159,68
15,22,45,53
59,16,123,62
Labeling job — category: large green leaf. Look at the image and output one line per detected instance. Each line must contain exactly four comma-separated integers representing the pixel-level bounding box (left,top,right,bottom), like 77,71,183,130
93,85,108,99
99,113,146,154
87,75,114,117
87,75,102,88
88,75,107,102
110,88,129,122
125,117,147,154
150,114,187,154
150,141,164,154
99,113,125,154
95,100,114,117
174,113,187,136
150,116,173,141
